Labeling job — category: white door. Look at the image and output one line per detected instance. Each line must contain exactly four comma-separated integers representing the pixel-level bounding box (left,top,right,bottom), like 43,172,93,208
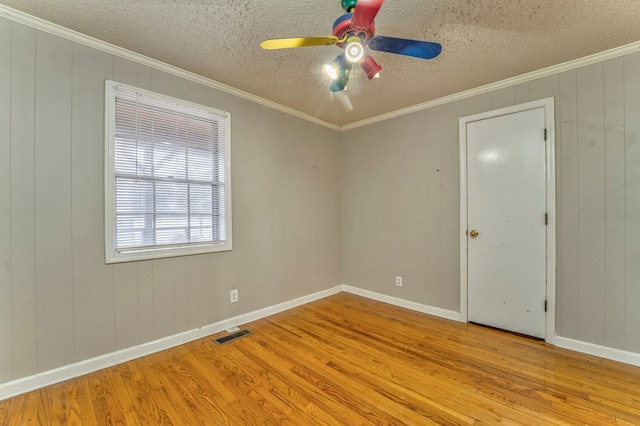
465,106,547,339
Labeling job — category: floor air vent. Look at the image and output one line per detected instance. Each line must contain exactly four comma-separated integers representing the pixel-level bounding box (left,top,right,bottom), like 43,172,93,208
214,329,252,345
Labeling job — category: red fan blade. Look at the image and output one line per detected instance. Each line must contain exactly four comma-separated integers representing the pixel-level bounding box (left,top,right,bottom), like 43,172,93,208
352,0,384,32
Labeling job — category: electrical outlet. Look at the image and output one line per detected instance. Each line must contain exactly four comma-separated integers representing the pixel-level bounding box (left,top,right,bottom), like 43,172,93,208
230,289,239,303
396,276,402,287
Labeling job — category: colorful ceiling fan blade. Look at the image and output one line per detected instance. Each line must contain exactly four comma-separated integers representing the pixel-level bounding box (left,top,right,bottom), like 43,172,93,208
352,0,384,32
329,56,353,111
260,36,340,50
330,55,352,93
368,35,442,59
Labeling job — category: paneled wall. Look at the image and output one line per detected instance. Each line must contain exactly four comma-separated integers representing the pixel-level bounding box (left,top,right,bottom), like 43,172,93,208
341,52,640,354
0,18,342,384
2,10,640,388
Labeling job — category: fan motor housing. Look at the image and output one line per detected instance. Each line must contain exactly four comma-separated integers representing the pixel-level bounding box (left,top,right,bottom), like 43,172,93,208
332,13,375,47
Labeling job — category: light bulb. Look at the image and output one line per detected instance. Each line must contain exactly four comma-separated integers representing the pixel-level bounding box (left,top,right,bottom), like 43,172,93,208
345,41,364,63
323,64,338,80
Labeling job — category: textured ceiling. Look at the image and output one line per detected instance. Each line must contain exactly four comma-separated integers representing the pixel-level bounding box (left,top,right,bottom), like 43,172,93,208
2,0,640,126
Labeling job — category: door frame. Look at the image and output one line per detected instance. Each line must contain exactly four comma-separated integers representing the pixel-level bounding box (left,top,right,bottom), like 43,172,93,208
459,97,556,344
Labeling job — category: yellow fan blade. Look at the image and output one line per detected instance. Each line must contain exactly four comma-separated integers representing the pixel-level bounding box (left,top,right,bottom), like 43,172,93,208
260,36,339,50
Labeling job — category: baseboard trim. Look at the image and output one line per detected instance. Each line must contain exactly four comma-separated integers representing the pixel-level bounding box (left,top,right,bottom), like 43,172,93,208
555,336,640,368
0,285,342,401
5,286,640,400
341,285,461,322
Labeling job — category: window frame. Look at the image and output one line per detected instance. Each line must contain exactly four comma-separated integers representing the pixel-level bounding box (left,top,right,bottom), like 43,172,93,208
104,80,232,263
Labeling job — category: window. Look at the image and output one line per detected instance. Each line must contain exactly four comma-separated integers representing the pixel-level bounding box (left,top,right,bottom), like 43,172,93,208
105,81,232,263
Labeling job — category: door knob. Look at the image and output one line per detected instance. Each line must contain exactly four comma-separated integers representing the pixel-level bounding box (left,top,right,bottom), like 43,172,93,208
469,230,479,238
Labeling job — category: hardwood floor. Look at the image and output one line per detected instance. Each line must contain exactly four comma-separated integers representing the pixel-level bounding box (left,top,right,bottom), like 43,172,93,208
2,292,640,425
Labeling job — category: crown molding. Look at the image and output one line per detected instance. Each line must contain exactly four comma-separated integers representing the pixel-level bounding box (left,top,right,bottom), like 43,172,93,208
2,3,640,133
0,4,341,132
340,40,640,131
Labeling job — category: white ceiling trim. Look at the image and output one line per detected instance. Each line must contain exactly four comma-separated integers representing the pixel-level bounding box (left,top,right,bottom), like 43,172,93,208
341,40,640,131
2,3,640,133
0,4,341,132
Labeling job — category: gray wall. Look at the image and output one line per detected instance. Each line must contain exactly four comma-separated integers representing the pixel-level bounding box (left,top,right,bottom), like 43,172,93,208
2,13,640,388
0,18,342,384
342,52,640,355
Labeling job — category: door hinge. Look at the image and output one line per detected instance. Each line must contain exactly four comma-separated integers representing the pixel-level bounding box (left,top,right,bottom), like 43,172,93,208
545,213,548,225
544,300,548,312
544,128,548,141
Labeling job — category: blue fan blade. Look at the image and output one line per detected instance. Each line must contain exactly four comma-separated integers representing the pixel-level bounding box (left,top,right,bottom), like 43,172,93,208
368,35,442,60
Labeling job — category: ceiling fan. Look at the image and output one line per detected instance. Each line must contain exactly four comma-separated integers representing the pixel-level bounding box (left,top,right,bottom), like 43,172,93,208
260,0,442,98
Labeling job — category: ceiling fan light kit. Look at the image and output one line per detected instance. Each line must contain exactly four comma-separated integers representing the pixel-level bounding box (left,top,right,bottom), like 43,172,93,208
361,55,382,79
324,54,348,80
345,37,365,63
330,62,352,93
323,64,339,80
261,0,441,104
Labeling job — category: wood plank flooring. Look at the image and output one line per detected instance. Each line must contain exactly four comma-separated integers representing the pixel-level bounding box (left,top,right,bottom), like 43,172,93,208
2,292,640,425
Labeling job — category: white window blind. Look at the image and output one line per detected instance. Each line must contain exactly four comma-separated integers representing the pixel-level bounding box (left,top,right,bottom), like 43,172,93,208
105,81,232,263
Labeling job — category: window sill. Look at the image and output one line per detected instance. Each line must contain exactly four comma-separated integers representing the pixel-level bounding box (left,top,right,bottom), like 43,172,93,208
105,241,232,264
